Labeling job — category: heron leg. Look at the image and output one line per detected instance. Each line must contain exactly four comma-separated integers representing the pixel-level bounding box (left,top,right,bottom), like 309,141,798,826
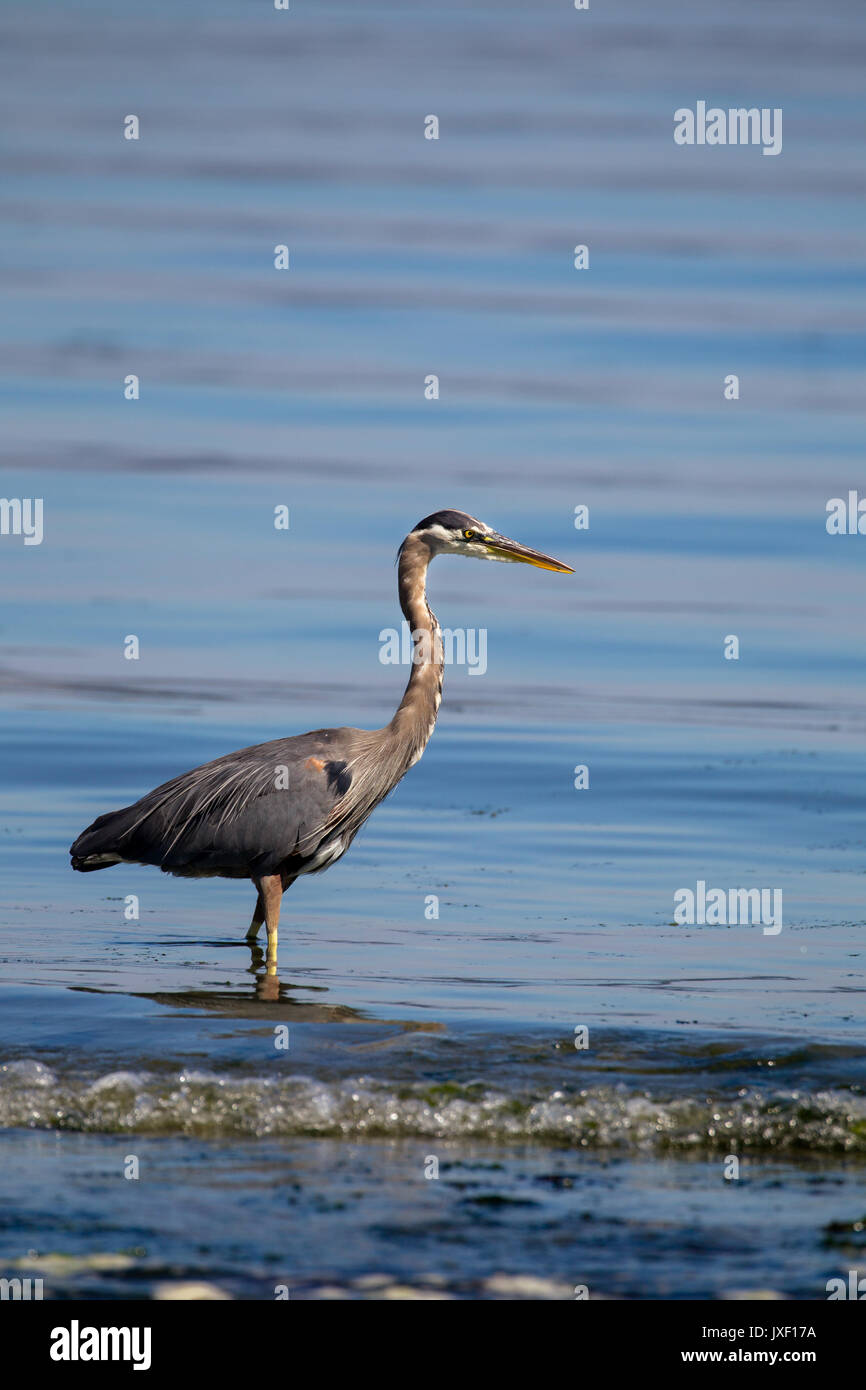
259,873,284,975
246,885,265,941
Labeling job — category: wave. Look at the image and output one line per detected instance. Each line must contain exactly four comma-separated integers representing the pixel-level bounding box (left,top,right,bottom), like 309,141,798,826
2,1060,864,1153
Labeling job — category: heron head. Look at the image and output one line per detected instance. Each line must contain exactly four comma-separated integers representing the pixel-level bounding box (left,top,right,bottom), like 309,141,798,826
406,509,574,573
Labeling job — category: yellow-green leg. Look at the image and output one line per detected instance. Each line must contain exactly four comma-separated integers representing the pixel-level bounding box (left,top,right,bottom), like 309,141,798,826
259,873,284,975
246,886,265,942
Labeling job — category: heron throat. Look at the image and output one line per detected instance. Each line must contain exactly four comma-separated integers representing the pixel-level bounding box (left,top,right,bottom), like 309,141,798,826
389,533,444,769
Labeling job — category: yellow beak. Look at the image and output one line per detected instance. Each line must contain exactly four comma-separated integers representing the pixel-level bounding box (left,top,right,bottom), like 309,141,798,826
482,536,574,573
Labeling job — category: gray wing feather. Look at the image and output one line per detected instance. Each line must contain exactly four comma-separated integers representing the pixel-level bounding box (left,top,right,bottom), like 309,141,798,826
70,727,380,878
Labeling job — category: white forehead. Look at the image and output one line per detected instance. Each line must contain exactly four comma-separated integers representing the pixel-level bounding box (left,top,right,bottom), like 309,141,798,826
417,521,508,563
421,517,487,547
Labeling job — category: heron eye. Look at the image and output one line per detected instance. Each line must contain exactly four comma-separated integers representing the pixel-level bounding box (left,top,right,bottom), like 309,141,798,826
463,529,476,540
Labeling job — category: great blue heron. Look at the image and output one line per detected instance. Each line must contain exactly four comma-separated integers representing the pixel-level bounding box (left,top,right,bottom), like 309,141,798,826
70,510,573,974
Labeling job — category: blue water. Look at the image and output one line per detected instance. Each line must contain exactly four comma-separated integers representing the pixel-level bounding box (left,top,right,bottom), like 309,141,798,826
0,0,864,1299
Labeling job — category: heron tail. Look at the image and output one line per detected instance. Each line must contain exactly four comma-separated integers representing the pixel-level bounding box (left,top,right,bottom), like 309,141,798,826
70,806,137,871
71,853,122,872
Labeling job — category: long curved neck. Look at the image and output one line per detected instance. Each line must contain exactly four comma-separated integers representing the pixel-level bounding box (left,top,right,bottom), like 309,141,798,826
388,534,443,768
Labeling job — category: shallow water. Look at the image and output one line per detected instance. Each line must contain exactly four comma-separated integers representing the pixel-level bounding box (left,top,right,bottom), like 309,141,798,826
1,1001,865,1299
0,0,864,1298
